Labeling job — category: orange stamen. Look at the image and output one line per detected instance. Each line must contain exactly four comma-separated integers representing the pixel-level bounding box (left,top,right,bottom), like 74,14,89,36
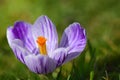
36,36,47,55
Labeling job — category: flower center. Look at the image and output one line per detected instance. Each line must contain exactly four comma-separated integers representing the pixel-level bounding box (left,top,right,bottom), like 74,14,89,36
36,36,47,55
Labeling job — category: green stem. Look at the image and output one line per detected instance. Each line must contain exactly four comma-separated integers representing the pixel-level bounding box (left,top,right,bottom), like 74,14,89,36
90,71,94,80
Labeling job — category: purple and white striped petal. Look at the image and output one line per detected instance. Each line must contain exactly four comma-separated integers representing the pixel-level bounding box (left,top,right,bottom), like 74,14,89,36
48,48,67,67
7,21,35,53
24,54,56,74
10,39,30,63
59,22,86,62
32,16,58,53
7,26,15,46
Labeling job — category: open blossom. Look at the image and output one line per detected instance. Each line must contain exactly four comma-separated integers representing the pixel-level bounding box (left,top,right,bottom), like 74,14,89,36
7,15,86,74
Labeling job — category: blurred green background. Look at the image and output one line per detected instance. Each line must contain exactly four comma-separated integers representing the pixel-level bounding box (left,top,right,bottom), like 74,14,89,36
0,0,120,80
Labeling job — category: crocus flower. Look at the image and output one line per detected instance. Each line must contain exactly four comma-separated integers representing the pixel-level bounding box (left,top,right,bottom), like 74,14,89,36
7,15,86,74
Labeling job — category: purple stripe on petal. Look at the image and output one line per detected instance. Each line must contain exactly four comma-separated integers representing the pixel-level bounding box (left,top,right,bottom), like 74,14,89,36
35,67,39,74
32,48,39,55
13,48,20,61
20,53,25,63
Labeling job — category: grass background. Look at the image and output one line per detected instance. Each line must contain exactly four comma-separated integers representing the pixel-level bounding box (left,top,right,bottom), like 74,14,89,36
0,0,120,80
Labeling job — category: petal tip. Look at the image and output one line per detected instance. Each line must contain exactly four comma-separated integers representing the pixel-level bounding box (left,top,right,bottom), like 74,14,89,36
14,21,25,27
36,15,49,21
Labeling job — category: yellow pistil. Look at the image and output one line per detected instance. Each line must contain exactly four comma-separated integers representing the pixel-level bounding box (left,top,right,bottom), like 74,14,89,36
36,36,47,55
